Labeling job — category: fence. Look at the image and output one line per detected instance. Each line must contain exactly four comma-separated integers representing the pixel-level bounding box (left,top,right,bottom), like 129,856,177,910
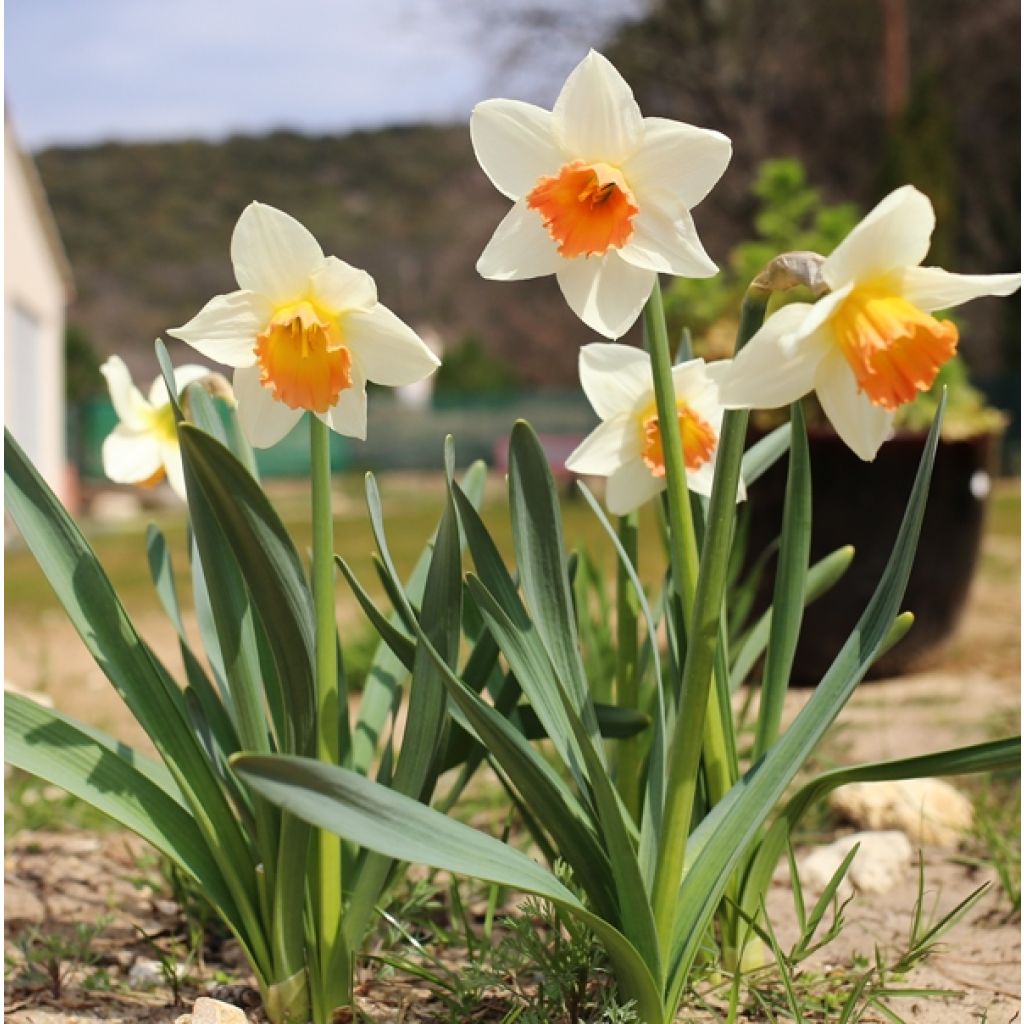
71,391,600,480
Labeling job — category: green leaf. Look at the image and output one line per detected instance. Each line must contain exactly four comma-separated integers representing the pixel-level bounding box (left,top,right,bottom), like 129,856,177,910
179,425,316,756
741,423,792,487
740,734,1021,929
507,422,596,734
3,429,260,905
146,525,242,759
5,693,252,959
730,545,855,692
753,401,811,758
233,753,665,1024
664,398,948,1009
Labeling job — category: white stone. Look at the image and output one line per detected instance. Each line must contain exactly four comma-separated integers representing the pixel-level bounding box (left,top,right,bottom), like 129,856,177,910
828,778,974,847
128,957,165,988
798,830,913,897
191,996,249,1024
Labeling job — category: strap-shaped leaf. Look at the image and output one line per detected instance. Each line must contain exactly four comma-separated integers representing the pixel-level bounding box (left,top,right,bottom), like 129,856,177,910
5,693,249,952
741,423,792,487
508,422,597,737
730,545,855,692
753,402,811,758
233,753,665,1024
179,425,316,756
146,525,242,759
664,398,947,1009
737,735,1022,934
3,430,260,910
349,461,488,776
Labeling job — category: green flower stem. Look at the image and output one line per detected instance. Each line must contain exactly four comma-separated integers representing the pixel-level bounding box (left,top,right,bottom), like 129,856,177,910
642,284,699,621
651,291,769,960
615,511,641,820
309,415,347,1014
642,281,734,809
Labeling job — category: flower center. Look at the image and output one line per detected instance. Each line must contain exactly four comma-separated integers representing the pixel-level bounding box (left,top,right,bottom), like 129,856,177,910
255,301,353,413
639,400,718,478
146,403,179,444
832,284,958,411
527,161,638,259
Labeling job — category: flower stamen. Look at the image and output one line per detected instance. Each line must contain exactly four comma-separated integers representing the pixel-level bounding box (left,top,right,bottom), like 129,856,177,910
833,285,958,410
527,161,638,258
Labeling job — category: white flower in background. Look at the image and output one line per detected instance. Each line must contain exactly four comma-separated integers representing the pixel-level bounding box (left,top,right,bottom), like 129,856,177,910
471,50,731,339
720,185,1021,460
167,202,440,448
565,343,741,515
100,355,210,499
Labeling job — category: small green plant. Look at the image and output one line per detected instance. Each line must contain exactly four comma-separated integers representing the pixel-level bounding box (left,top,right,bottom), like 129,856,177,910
375,868,640,1023
6,917,112,999
957,775,1021,918
693,851,987,1022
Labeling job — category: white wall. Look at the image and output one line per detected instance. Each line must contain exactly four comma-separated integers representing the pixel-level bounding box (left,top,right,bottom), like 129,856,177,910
4,120,70,504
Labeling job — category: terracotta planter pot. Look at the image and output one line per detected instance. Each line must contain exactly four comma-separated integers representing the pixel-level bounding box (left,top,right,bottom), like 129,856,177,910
743,427,1000,684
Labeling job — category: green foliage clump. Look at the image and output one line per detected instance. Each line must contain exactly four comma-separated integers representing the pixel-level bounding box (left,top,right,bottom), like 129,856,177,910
664,158,859,346
434,335,520,397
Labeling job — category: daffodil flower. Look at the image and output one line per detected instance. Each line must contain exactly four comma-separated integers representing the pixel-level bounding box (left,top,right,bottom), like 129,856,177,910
720,185,1021,460
100,355,210,499
167,203,440,448
471,50,731,339
565,343,741,514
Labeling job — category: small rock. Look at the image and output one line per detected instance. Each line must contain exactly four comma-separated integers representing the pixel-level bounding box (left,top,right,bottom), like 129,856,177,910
798,830,913,897
4,879,45,923
829,778,974,847
191,996,250,1024
128,957,166,988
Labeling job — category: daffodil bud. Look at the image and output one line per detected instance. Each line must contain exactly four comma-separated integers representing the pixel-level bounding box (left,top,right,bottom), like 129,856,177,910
750,250,828,298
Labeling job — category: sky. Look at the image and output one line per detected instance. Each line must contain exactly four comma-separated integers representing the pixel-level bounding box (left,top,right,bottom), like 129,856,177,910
5,0,645,151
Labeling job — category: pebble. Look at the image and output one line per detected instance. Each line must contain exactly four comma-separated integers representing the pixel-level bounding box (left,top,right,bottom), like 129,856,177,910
176,996,250,1024
828,778,974,847
798,830,913,897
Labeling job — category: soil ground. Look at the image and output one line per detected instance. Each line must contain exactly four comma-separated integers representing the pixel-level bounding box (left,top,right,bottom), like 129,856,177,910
5,481,1020,1023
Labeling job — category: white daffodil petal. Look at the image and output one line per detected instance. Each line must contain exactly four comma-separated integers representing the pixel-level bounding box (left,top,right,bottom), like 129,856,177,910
167,290,270,368
231,202,324,300
898,267,1022,312
718,303,828,409
815,349,893,461
232,366,303,449
823,185,935,289
685,462,717,500
797,282,853,339
101,427,163,485
624,117,732,209
605,458,664,516
323,367,368,440
565,415,638,475
160,440,187,500
552,50,643,164
556,252,654,339
470,99,563,201
100,356,150,430
578,342,653,417
345,305,439,387
619,205,718,278
476,201,564,281
668,358,712,397
311,256,378,313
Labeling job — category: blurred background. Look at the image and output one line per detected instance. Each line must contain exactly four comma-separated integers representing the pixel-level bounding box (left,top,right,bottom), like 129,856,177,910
4,0,1021,507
